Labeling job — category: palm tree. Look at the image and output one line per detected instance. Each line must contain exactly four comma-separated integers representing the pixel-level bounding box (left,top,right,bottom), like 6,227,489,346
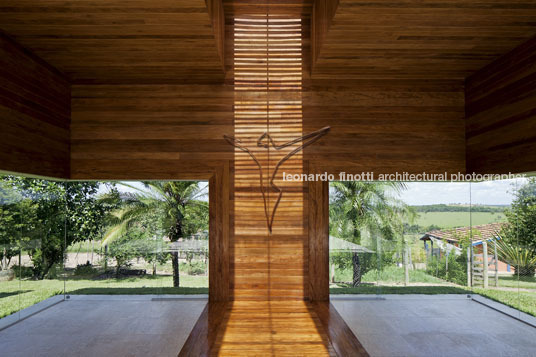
330,181,414,286
102,181,208,287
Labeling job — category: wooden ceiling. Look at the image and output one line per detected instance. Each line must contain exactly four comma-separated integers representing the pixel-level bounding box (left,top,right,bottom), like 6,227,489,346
222,0,313,16
0,0,225,84
1,1,535,83
313,0,536,79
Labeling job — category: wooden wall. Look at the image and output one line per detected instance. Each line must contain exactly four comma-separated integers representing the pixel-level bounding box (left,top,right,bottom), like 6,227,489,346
303,78,466,175
70,84,233,178
466,36,536,174
0,33,70,178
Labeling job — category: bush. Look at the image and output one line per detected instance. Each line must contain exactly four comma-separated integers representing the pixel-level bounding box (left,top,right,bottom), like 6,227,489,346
74,261,97,276
180,260,206,275
10,264,34,278
426,253,468,286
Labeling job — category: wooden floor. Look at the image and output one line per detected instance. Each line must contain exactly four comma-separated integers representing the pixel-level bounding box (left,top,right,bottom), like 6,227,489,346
179,301,368,356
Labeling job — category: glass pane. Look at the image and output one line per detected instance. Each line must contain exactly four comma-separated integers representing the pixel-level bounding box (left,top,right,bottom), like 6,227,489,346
63,180,209,298
0,179,23,321
0,176,67,320
330,181,474,297
469,177,536,320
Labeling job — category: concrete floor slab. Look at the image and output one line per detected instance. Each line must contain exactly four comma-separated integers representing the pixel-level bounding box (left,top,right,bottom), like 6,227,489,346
0,295,207,357
332,294,536,357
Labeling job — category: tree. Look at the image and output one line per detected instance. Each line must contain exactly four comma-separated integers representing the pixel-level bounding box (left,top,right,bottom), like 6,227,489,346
2,177,114,279
329,182,414,286
504,178,536,252
0,182,37,270
498,178,536,276
102,182,208,287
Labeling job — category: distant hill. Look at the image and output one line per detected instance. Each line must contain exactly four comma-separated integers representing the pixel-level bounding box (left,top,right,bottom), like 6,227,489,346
411,204,507,213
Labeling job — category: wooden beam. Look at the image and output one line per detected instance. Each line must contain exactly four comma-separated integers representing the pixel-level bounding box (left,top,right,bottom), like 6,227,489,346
206,0,226,72
311,0,339,70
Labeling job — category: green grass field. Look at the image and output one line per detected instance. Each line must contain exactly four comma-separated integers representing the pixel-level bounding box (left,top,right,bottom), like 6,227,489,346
331,286,471,295
496,276,536,289
0,275,208,318
474,288,536,317
416,211,505,229
334,265,448,285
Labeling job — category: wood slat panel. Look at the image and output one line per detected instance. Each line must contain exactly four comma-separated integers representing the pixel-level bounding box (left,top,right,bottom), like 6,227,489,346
0,32,70,178
230,16,311,301
466,36,536,174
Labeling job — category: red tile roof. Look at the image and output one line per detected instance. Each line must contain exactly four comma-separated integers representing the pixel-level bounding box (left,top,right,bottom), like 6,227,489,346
421,222,505,243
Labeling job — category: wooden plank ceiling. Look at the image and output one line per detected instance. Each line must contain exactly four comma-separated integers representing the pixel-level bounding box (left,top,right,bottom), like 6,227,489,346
313,0,536,79
223,0,313,16
0,0,225,84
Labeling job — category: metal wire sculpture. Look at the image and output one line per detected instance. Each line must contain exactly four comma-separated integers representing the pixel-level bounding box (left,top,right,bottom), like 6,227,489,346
224,126,330,233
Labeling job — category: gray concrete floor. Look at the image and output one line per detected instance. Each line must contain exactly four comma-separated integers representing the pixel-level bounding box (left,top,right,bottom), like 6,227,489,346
333,294,536,357
0,295,207,357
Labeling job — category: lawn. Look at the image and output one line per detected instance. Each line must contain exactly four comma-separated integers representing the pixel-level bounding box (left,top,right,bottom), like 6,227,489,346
0,275,208,319
496,275,536,289
331,286,471,295
474,288,536,317
334,265,449,285
416,211,505,229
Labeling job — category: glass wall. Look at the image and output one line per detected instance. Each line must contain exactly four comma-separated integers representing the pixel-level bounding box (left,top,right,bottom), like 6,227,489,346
330,178,535,319
0,177,66,325
0,177,209,326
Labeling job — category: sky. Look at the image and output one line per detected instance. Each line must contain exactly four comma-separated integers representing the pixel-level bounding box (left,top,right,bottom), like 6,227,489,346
399,178,527,205
99,181,209,202
101,178,527,206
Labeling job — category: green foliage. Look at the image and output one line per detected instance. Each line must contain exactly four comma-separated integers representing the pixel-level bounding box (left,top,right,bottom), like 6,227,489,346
502,178,536,251
497,178,536,276
102,181,208,287
330,182,414,244
495,238,536,277
426,253,468,286
180,260,207,275
74,262,98,276
1,177,117,279
330,251,395,283
9,264,35,278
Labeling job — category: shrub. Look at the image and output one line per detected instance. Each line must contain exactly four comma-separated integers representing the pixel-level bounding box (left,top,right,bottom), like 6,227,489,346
9,264,34,278
74,261,97,276
180,260,206,275
426,253,468,286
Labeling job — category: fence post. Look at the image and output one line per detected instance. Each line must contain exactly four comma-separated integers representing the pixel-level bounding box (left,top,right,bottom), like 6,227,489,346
404,244,409,286
483,240,488,289
467,247,471,287
445,249,449,274
493,240,499,287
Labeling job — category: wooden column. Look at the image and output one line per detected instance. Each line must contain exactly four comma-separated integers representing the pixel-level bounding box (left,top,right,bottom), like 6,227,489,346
308,178,330,301
482,240,489,289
